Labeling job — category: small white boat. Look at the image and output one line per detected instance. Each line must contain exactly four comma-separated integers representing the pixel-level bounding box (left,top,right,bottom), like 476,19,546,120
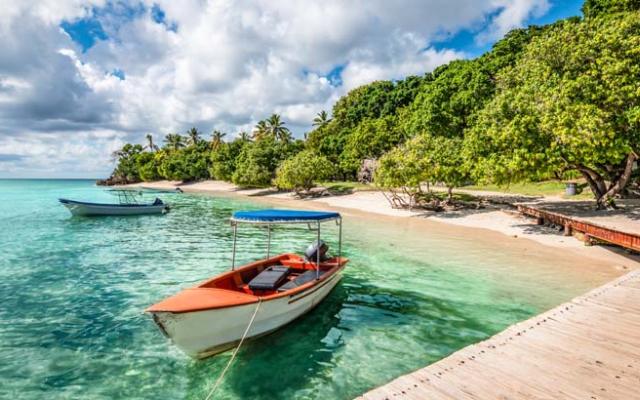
59,190,169,216
146,209,348,358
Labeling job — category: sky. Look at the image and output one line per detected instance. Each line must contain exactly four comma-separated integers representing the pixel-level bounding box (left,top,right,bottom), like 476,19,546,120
0,0,584,178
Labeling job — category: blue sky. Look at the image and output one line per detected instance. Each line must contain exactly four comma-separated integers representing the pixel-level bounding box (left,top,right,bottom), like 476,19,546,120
0,0,585,178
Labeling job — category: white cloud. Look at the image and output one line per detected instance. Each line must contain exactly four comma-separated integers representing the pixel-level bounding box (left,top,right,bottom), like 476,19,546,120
0,0,551,177
476,0,550,44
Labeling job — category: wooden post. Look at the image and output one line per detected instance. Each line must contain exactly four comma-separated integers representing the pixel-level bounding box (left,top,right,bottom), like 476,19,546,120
537,217,544,225
584,234,593,246
564,223,572,236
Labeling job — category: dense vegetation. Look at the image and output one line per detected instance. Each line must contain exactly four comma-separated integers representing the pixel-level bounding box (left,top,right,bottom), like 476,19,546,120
109,1,639,208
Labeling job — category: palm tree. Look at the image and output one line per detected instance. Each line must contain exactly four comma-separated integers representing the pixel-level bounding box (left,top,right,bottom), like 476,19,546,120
266,114,292,143
252,120,269,140
144,133,159,152
164,133,185,151
210,130,226,149
312,110,331,128
237,131,252,143
186,127,201,146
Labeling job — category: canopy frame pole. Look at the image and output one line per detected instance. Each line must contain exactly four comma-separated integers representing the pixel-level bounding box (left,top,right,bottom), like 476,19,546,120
337,217,342,262
231,222,237,271
266,225,272,259
316,221,321,280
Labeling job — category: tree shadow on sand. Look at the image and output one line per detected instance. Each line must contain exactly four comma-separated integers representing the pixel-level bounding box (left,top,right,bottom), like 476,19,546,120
533,200,640,221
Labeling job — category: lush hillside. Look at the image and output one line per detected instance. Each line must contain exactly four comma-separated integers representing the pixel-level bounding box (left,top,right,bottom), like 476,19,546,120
109,0,639,208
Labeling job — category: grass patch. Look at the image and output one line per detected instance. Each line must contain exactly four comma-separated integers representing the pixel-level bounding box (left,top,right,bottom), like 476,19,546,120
319,181,376,194
463,180,594,199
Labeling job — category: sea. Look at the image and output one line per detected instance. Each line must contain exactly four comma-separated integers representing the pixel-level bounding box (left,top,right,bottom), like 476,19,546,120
0,179,606,399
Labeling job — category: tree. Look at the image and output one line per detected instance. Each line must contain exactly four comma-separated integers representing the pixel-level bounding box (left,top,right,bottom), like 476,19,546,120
111,143,144,183
582,0,640,17
144,134,159,152
401,59,495,139
274,151,334,193
209,140,246,181
312,110,331,128
232,138,280,187
237,131,252,143
186,127,202,146
210,130,226,149
266,114,293,143
466,14,640,209
164,133,185,151
158,142,210,181
339,115,407,177
137,151,162,181
252,120,269,140
376,135,467,205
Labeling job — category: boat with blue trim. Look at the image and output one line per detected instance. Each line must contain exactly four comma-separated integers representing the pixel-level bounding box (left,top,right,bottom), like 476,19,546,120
59,189,169,216
146,209,348,358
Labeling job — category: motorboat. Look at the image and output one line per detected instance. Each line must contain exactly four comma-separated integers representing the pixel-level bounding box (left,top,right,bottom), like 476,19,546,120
59,189,170,216
146,209,348,359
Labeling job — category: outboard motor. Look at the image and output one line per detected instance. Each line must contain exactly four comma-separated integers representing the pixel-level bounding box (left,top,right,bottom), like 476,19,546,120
305,240,329,262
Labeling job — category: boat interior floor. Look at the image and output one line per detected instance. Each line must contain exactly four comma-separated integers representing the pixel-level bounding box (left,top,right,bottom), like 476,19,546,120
241,265,329,296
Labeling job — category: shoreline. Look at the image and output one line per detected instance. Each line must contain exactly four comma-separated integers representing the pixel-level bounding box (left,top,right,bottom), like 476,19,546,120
124,180,640,273
125,179,640,399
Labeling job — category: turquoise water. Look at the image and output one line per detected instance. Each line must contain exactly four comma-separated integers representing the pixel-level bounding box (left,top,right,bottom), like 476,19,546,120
0,180,605,399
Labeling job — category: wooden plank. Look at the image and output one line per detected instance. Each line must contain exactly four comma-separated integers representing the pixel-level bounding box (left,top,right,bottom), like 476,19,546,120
516,205,640,251
356,270,640,400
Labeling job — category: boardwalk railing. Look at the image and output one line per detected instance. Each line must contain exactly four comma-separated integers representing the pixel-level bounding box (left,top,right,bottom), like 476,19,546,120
517,204,640,252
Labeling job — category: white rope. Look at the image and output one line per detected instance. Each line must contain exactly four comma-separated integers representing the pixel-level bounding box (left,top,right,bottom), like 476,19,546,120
203,298,262,400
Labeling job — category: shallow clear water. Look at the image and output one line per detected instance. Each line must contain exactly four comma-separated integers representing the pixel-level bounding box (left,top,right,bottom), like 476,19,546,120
0,180,605,399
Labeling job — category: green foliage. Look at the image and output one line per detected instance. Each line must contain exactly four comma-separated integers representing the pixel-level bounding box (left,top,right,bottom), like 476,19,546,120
232,138,298,187
253,114,292,142
375,138,428,192
209,140,246,181
402,60,493,138
466,13,640,205
111,144,144,182
376,135,467,194
312,110,331,128
157,142,210,181
306,76,421,176
582,0,640,17
339,115,406,176
163,133,185,151
136,151,162,181
274,151,335,192
186,127,202,146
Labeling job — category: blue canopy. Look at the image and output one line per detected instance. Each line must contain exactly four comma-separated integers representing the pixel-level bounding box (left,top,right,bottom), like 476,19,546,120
231,209,340,224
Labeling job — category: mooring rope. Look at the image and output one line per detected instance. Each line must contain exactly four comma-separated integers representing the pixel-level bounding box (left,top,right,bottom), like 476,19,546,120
203,298,262,400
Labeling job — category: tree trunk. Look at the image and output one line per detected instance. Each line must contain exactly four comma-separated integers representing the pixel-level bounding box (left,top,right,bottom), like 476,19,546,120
447,186,453,204
596,152,637,210
579,169,605,202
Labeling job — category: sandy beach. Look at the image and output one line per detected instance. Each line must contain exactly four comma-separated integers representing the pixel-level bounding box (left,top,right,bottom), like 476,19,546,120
126,180,640,275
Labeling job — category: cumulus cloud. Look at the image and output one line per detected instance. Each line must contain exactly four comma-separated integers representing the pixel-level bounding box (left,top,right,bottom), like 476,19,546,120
476,0,551,44
0,0,552,177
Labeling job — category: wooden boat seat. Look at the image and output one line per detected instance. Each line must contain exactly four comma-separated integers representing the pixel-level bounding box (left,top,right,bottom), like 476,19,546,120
248,265,290,291
278,269,328,292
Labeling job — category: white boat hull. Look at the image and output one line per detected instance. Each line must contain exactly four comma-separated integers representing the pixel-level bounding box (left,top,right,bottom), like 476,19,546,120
151,269,343,358
61,201,168,216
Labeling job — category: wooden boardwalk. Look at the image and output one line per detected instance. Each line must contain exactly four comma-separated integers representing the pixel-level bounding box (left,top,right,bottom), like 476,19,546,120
358,269,640,400
517,204,640,252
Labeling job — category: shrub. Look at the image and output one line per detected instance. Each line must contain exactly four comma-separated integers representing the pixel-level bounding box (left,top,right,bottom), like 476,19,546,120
274,151,334,193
